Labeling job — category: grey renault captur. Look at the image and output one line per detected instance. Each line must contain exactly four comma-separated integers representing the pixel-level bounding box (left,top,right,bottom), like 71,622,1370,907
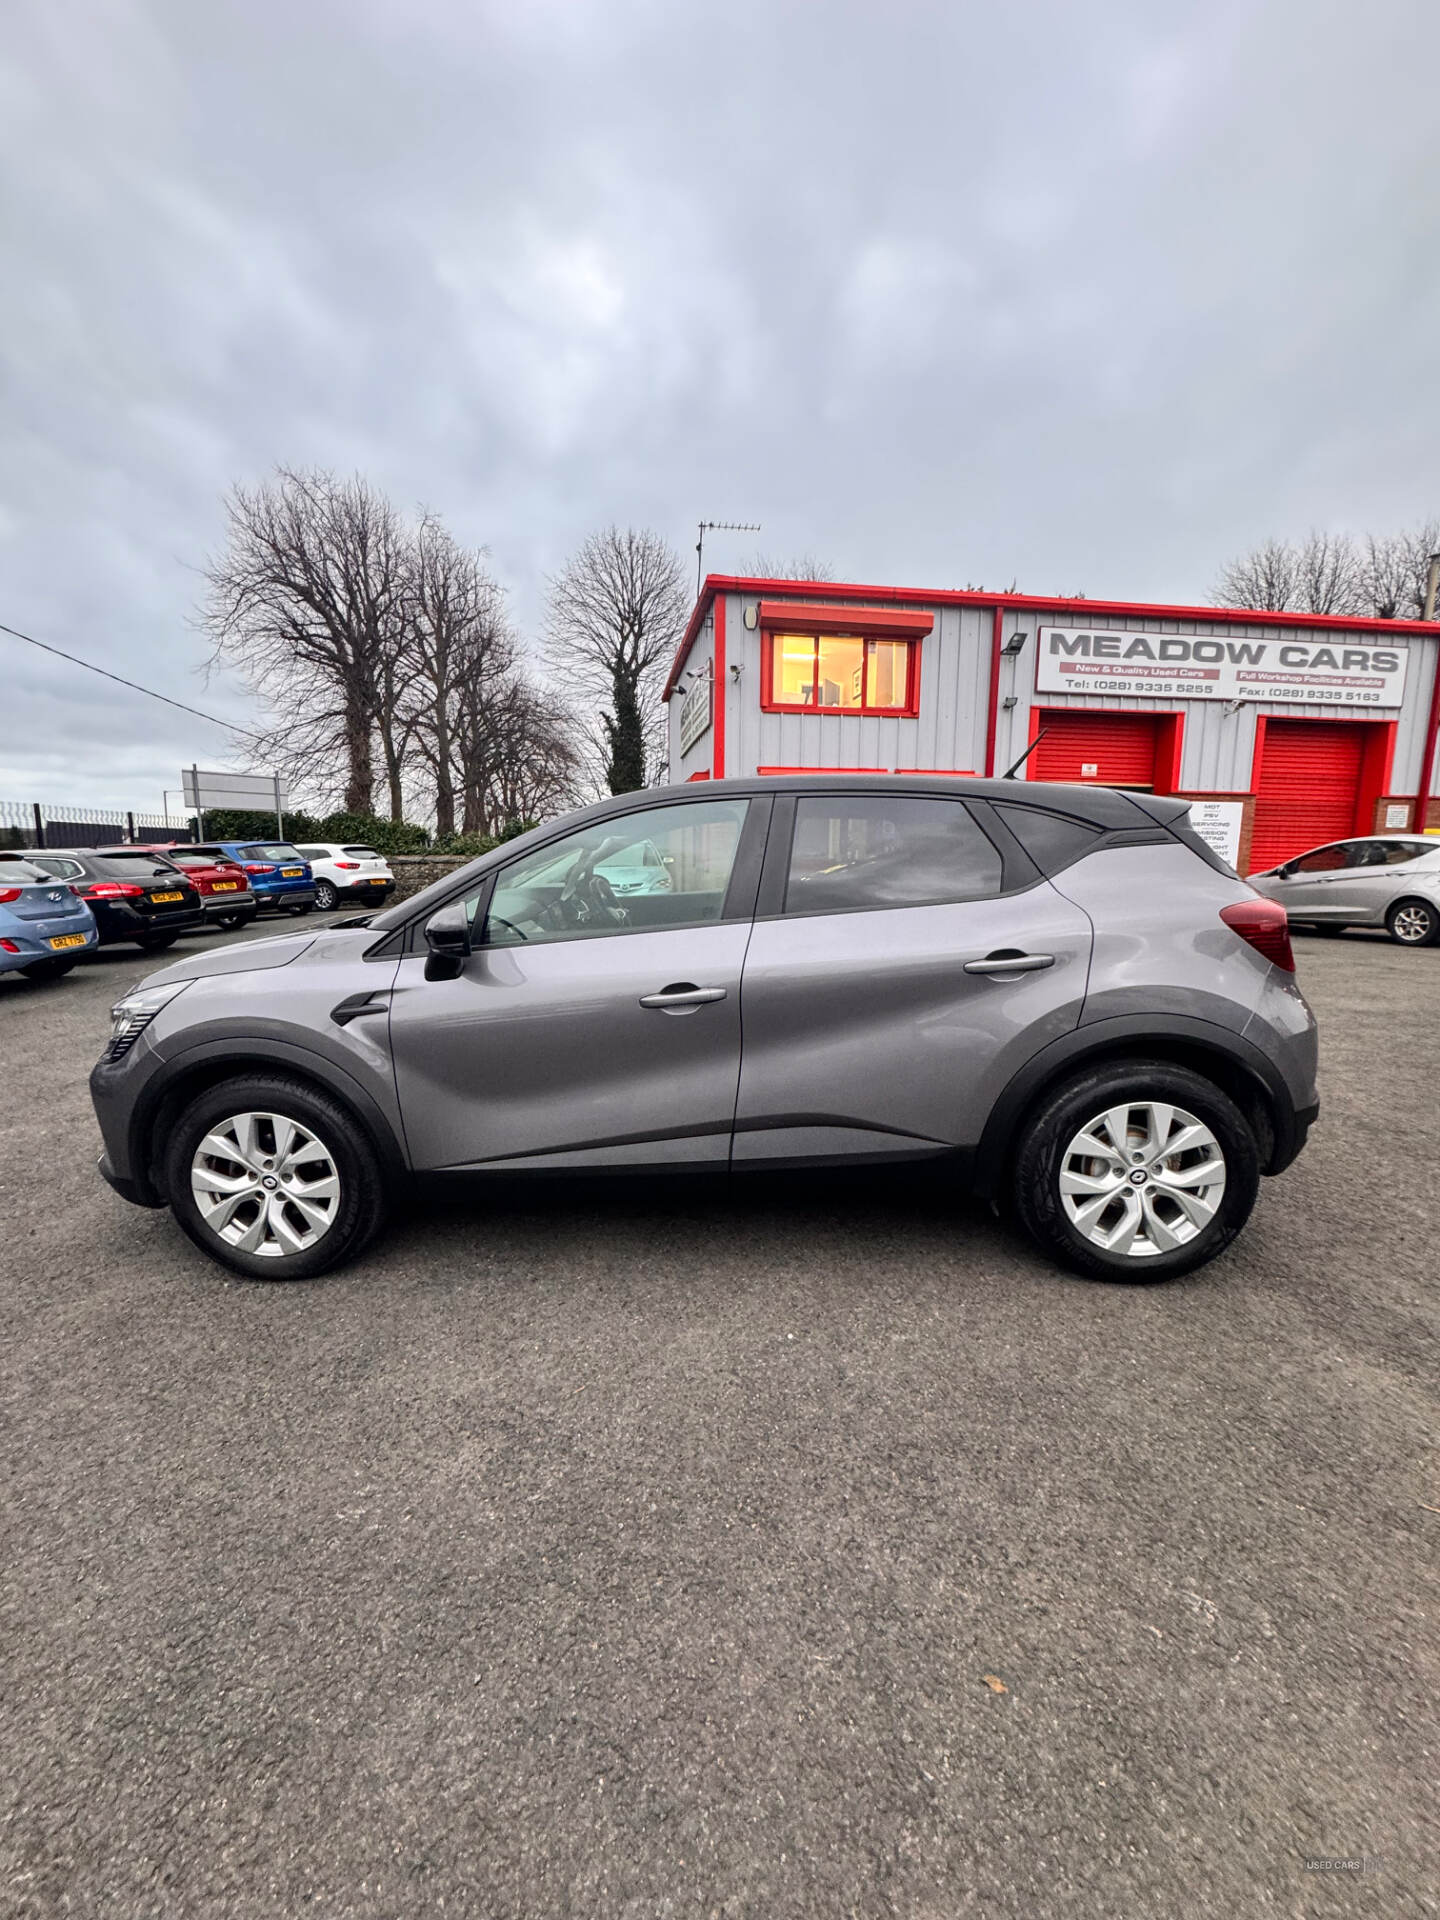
90,777,1318,1285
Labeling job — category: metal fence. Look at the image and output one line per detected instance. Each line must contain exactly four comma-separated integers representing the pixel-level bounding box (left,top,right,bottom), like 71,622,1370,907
0,800,195,850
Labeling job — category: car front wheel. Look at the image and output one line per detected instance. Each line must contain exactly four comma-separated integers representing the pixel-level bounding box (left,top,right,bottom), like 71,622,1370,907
163,1075,388,1279
1011,1060,1260,1282
1386,898,1440,946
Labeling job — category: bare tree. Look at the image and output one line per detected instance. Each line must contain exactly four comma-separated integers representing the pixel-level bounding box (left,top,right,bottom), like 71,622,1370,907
1215,521,1440,619
200,468,409,814
738,552,838,581
403,516,515,838
1214,536,1305,613
543,527,688,794
1361,521,1440,620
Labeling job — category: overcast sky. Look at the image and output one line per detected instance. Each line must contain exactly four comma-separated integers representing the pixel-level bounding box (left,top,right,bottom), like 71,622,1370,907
3,0,1439,813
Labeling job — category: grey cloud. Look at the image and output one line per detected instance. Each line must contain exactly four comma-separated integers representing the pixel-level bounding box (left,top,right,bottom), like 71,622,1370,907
2,0,1438,809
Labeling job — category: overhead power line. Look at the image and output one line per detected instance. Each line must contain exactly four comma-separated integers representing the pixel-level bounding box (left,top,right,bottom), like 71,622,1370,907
0,618,266,745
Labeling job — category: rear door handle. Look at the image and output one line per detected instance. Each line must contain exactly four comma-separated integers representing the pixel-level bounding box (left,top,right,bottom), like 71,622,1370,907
638,983,728,1010
963,952,1055,976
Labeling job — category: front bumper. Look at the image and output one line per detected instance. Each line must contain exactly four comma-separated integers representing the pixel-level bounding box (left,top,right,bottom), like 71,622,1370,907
97,1148,164,1209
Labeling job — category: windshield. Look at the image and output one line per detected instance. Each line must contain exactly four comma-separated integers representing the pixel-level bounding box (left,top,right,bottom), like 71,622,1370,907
91,853,184,879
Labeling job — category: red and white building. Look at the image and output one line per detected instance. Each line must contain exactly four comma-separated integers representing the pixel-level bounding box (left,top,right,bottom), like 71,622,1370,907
663,575,1440,873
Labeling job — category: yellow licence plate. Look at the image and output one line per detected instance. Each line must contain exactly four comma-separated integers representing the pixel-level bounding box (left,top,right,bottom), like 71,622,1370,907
151,891,184,904
210,881,239,891
48,933,88,950
367,876,387,884
281,868,303,877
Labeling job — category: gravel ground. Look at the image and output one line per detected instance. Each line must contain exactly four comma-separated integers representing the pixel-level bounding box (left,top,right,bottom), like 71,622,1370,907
1,919,1436,1918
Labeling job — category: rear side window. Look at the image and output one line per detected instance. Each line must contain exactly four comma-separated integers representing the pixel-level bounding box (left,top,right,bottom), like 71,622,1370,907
91,853,183,879
785,796,1003,912
294,846,327,860
993,804,1101,874
25,856,86,880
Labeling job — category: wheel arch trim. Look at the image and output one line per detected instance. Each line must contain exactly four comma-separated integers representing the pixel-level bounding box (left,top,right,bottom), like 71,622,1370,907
128,1038,409,1206
972,1014,1308,1198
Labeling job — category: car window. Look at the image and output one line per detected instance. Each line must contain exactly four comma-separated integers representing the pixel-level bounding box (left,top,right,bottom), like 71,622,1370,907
342,846,380,858
476,798,750,947
24,856,86,880
993,803,1101,873
785,796,1003,912
0,859,52,883
1375,840,1429,866
1290,844,1349,873
90,853,184,879
239,844,304,862
295,846,327,860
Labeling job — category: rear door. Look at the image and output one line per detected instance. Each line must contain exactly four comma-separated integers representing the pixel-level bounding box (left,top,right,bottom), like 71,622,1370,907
732,792,1093,1164
388,795,766,1171
1267,842,1351,919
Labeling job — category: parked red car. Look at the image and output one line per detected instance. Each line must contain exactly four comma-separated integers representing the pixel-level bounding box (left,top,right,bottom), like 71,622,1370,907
150,846,257,931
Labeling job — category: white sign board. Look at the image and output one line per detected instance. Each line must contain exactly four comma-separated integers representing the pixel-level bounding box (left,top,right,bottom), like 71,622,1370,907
182,768,287,811
1384,803,1412,829
1186,799,1244,870
679,673,713,757
1037,627,1409,708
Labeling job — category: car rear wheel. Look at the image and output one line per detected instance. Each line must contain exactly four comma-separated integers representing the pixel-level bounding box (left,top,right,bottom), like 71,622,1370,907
1011,1060,1260,1283
313,879,339,911
1386,898,1440,946
164,1075,388,1280
20,957,77,982
138,931,179,951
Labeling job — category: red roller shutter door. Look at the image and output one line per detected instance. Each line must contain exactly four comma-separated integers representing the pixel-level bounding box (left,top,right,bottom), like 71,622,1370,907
1249,720,1366,873
1031,710,1161,788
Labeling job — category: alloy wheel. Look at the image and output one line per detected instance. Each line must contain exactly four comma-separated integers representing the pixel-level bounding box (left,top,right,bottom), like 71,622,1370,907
1391,902,1435,944
1058,1100,1227,1259
190,1111,341,1258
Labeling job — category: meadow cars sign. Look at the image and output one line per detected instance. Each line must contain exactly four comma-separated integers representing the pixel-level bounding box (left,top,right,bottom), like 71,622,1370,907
1037,627,1410,708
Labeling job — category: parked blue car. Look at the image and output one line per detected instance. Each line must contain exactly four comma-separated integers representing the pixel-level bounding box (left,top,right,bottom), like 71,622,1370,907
191,842,316,916
0,857,99,981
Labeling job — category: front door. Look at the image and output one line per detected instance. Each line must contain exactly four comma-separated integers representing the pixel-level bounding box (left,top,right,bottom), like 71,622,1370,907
1267,841,1351,919
733,792,1093,1162
389,796,760,1172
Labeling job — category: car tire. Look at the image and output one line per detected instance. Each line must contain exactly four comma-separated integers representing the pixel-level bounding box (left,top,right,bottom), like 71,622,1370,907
1010,1059,1260,1283
20,957,77,982
164,1074,388,1280
1385,897,1440,947
138,931,180,952
313,880,338,911
215,913,248,931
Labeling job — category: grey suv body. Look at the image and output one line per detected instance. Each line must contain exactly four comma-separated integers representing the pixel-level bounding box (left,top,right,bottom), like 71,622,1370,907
90,776,1318,1283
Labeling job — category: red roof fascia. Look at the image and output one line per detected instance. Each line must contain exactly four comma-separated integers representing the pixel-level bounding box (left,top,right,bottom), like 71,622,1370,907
661,575,1440,702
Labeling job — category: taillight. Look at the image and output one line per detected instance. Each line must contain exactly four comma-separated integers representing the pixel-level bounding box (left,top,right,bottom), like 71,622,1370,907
0,887,21,905
84,882,147,899
245,863,276,874
334,861,359,870
0,938,18,953
1220,898,1294,972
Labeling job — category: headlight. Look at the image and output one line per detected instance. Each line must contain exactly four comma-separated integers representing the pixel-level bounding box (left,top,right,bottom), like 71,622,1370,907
103,978,192,1062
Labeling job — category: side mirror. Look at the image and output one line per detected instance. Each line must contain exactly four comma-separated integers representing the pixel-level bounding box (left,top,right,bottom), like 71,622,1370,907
423,903,471,981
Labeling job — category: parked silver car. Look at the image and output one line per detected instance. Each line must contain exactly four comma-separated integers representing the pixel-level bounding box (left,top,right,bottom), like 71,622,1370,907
1248,834,1440,945
89,777,1319,1285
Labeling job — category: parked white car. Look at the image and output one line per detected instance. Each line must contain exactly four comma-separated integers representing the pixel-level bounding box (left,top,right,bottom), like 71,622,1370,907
294,843,397,912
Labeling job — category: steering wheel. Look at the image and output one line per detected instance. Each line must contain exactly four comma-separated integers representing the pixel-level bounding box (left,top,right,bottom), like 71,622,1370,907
487,914,529,942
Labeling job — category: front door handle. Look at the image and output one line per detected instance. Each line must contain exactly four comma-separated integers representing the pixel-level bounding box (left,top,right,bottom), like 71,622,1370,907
963,951,1055,976
638,982,728,1010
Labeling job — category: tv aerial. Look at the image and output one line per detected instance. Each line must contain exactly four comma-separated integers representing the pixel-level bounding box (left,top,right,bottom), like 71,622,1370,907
696,519,760,596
